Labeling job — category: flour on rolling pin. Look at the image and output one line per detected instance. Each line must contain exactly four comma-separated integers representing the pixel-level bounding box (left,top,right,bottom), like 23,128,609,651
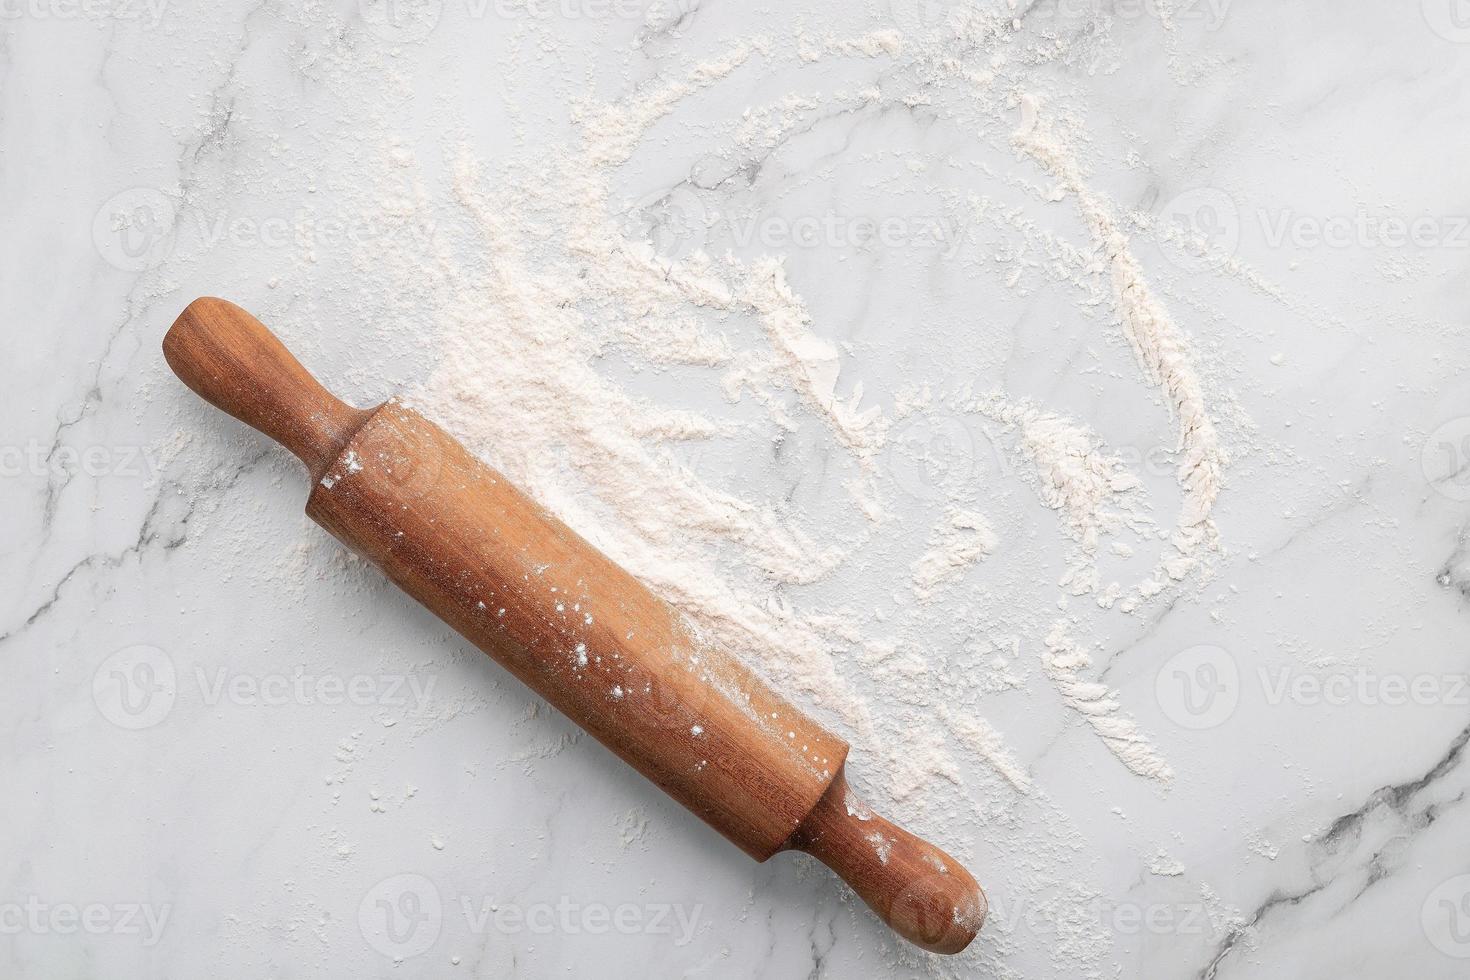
316,405,842,785
164,298,986,955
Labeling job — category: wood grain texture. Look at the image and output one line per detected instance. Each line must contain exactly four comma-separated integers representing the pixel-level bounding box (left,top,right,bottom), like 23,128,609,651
163,297,374,482
792,773,986,954
163,297,985,954
308,398,848,859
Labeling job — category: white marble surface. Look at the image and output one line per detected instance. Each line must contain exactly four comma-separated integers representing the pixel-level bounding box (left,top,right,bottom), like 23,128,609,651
5,2,1470,978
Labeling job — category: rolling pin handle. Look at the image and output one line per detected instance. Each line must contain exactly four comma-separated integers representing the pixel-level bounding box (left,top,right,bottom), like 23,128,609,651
790,770,986,955
163,298,374,481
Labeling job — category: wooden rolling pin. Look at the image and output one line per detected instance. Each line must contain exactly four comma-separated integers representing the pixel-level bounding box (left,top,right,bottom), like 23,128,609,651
163,297,986,954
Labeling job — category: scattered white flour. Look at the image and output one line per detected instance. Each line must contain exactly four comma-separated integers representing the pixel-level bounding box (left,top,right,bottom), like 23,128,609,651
737,257,887,461
939,706,1032,794
617,807,652,850
576,41,768,168
1043,623,1173,785
799,30,904,63
865,830,894,865
1147,848,1186,877
1246,832,1281,861
1013,95,1227,583
911,509,997,601
379,26,1197,927
231,13,1252,975
965,392,1152,599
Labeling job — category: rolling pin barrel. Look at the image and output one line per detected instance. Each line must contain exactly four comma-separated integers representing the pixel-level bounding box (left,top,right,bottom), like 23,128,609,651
164,297,985,955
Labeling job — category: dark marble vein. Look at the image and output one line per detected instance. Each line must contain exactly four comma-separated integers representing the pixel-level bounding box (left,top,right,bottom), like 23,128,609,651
1436,524,1470,603
1198,721,1470,979
1,449,271,647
